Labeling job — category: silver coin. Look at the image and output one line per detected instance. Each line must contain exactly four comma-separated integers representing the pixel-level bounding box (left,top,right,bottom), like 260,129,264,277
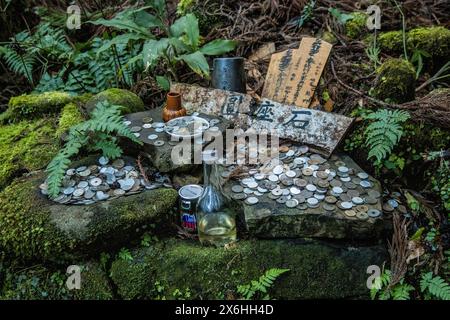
285,170,296,178
232,193,247,200
153,122,165,128
314,193,325,200
79,169,91,177
90,177,102,187
298,145,309,154
119,178,134,191
246,196,259,205
232,185,244,193
365,196,378,205
294,157,305,165
113,189,126,196
133,132,141,138
271,188,283,196
76,166,87,173
77,181,88,189
360,180,372,188
341,201,353,209
368,209,382,218
286,150,295,157
332,186,343,194
357,172,369,179
243,188,254,194
254,173,265,180
273,165,284,175
84,189,95,199
388,199,399,208
247,181,258,189
277,196,288,204
123,120,131,126
286,199,299,208
66,168,76,176
130,126,142,133
257,186,268,193
73,188,85,197
306,184,317,192
148,134,158,140
63,187,75,195
95,191,109,201
142,123,152,129
368,190,381,198
290,187,301,195
352,197,364,205
154,140,165,147
268,174,279,182
323,203,336,211
307,197,319,205
340,176,351,182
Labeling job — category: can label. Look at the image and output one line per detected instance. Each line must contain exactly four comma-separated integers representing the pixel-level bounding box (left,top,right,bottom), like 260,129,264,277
178,185,203,233
181,212,197,231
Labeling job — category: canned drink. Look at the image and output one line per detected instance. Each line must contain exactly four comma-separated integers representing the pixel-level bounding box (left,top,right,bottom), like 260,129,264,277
178,184,203,232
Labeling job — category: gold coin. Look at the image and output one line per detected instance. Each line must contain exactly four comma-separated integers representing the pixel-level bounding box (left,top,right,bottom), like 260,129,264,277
355,205,369,213
344,209,357,217
356,211,369,220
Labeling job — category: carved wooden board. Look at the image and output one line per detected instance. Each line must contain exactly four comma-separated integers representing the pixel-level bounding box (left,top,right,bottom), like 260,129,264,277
261,38,332,109
171,83,353,157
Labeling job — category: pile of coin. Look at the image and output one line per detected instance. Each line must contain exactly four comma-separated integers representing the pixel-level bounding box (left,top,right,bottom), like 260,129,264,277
124,113,220,148
40,156,172,205
226,145,383,220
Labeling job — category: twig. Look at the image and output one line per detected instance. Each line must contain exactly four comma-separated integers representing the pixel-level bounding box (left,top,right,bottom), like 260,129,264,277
388,212,410,287
137,153,149,184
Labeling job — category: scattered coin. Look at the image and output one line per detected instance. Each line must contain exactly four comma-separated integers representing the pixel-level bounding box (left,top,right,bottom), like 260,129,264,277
286,199,299,208
356,211,369,220
246,197,259,205
154,140,165,147
344,209,357,217
357,172,369,179
232,185,243,193
73,188,85,197
368,209,382,218
148,134,158,140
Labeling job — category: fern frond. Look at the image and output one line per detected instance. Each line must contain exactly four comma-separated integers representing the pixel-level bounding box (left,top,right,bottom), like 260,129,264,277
364,109,410,163
420,272,450,300
0,46,35,84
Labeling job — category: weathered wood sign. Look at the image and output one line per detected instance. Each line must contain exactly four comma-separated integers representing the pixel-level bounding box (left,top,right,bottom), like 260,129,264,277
171,83,353,157
261,37,332,109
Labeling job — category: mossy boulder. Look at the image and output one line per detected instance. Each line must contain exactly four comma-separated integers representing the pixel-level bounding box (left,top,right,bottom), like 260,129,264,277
55,102,86,140
85,89,145,115
0,91,74,123
0,118,59,189
0,262,113,300
345,12,368,39
110,239,386,300
373,58,416,103
378,27,450,66
0,171,178,262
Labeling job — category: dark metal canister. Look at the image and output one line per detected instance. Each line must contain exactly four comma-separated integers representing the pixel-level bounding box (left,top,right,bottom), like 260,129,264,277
178,184,203,232
211,57,247,93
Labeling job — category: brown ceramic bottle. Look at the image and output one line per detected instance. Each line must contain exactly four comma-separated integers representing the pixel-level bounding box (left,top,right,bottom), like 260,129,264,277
162,92,187,122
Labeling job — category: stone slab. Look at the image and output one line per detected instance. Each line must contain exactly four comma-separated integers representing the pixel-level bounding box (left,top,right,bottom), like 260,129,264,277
223,154,389,240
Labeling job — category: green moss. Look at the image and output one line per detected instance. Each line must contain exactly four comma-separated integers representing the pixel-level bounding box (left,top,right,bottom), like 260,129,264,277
0,118,59,189
378,27,450,61
321,31,338,45
111,239,386,299
2,91,73,123
373,58,416,103
74,263,114,300
55,103,85,140
345,12,368,39
85,88,145,115
0,171,178,262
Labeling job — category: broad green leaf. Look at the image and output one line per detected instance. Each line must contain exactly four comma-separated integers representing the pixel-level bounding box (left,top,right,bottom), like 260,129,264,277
142,38,169,69
168,37,190,54
156,75,170,90
200,39,238,55
145,0,166,18
89,18,152,39
133,11,164,29
179,51,210,77
170,14,199,48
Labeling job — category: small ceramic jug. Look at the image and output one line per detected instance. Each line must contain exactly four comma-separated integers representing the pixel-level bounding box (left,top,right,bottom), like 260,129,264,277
162,92,187,122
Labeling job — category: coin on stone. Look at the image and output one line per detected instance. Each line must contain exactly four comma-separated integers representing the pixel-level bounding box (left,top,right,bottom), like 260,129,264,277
73,188,84,197
142,123,152,129
302,168,313,176
295,179,307,187
246,196,259,205
153,122,165,128
96,191,109,201
355,205,369,213
277,196,288,204
325,195,337,204
332,186,343,194
365,196,378,205
357,172,369,179
130,126,142,133
356,211,369,220
90,177,102,187
285,170,296,178
338,166,349,174
66,168,76,176
268,174,279,182
112,159,125,169
77,181,88,189
307,197,319,206
286,199,299,208
84,189,95,199
323,203,336,211
243,188,253,194
254,173,265,180
341,201,353,209
382,203,395,212
148,134,158,140
387,199,399,208
232,185,243,193
114,189,126,197
232,193,247,200
340,194,351,202
273,165,284,175
317,180,329,188
123,120,131,126
63,187,75,195
360,180,372,188
154,140,165,147
330,179,342,187
290,187,301,195
306,184,317,192
352,197,364,205
367,190,381,198
368,209,382,218
344,209,357,217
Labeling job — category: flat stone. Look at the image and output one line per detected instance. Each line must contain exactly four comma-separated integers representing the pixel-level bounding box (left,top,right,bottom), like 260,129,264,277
224,154,390,240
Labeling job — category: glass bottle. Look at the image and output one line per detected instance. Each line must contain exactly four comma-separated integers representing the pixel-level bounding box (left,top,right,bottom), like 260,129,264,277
197,150,237,246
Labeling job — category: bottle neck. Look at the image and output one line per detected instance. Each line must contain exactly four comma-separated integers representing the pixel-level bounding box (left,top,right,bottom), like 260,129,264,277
203,162,213,187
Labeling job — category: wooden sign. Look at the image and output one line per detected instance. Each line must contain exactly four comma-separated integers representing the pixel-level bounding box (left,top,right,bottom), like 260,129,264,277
261,38,332,109
251,98,353,156
170,83,353,157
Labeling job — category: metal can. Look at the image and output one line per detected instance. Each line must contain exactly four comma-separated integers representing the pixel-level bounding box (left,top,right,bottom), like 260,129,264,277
178,184,203,232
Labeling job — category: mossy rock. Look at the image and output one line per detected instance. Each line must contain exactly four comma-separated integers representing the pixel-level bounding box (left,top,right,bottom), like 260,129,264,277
0,171,178,262
85,89,145,115
0,262,113,300
1,91,74,123
55,102,86,140
110,238,386,300
378,27,450,66
0,118,59,190
373,58,416,103
345,12,368,39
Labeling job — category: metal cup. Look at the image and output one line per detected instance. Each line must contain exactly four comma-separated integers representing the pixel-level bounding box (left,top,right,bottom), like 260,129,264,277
211,57,246,93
